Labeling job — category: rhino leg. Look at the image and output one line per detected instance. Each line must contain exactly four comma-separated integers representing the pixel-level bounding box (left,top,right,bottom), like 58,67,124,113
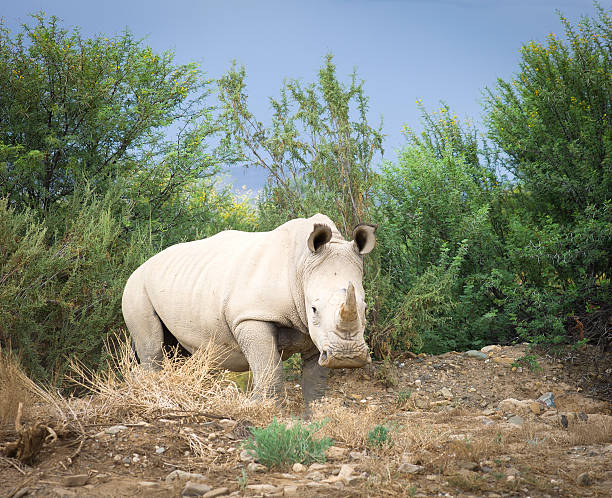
122,269,164,370
234,320,283,400
301,349,329,417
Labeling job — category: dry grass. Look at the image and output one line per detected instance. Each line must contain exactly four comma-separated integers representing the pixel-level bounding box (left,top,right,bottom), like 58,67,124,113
309,398,382,447
0,348,64,429
66,334,280,426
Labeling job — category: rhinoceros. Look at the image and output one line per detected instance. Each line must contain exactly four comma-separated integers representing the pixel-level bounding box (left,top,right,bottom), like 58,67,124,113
122,214,376,409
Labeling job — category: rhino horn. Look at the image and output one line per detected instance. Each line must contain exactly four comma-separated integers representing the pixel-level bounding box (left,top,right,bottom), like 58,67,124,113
339,282,358,323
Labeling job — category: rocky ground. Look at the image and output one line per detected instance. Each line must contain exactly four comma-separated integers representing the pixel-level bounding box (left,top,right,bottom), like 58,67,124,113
1,343,611,497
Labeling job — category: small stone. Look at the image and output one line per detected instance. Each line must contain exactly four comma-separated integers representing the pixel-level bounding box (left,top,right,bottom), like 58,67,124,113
246,484,278,493
64,475,89,487
218,419,237,430
481,345,502,354
537,392,555,408
105,424,128,435
305,470,324,481
202,488,229,498
283,485,299,495
307,463,328,471
458,461,479,471
337,464,355,484
246,462,265,472
439,387,453,399
508,415,524,427
325,446,347,460
155,446,166,454
577,472,592,486
113,454,122,462
465,350,487,359
414,379,422,386
182,481,213,496
122,456,132,464
398,463,424,474
166,470,207,484
239,449,255,462
139,481,159,488
292,462,306,472
529,402,543,415
348,451,366,460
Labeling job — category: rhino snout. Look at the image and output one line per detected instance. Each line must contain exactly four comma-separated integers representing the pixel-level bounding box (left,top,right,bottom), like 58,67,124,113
318,340,370,369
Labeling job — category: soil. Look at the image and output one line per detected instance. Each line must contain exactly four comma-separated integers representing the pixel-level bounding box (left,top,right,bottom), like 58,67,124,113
1,344,611,497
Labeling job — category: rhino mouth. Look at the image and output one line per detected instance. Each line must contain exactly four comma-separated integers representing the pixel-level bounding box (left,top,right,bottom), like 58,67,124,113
318,344,371,369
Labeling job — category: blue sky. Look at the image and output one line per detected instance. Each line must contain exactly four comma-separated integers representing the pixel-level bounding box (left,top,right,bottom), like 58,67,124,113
2,0,601,190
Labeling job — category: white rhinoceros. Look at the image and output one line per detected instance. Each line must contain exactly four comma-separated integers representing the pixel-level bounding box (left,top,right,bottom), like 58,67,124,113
122,214,376,409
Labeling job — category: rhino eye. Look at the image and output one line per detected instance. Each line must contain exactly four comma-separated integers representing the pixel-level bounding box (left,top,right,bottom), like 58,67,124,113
311,306,317,314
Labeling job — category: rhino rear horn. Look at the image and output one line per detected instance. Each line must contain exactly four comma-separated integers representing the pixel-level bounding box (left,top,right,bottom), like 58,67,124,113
340,282,358,322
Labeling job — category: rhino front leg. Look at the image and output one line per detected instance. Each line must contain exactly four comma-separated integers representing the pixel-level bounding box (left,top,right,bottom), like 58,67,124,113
234,320,283,400
301,349,329,417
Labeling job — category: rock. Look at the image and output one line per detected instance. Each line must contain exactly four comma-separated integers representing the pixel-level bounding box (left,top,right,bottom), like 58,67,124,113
348,451,366,460
481,345,502,354
337,464,355,484
325,446,347,460
105,424,128,435
218,419,237,430
246,484,278,493
465,350,487,359
305,470,324,481
283,485,299,495
239,449,256,462
398,463,424,474
499,398,532,415
307,463,328,471
182,481,213,496
529,401,544,415
155,446,166,454
166,470,207,484
537,392,556,408
291,463,306,472
577,472,592,486
246,462,266,472
122,456,132,464
63,475,89,487
508,415,524,427
458,461,479,471
202,488,229,498
439,387,453,399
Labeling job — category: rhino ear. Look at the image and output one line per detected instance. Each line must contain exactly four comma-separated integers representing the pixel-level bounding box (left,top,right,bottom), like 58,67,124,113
308,223,332,253
352,223,377,255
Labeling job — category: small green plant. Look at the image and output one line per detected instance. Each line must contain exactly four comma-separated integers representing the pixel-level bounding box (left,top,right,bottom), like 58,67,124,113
237,469,248,491
367,424,392,448
282,354,303,381
374,358,398,388
396,390,412,405
243,418,333,469
512,354,542,373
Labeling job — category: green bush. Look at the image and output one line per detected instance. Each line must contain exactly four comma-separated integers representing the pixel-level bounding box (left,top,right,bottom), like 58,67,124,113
243,418,333,469
0,190,155,382
367,424,393,448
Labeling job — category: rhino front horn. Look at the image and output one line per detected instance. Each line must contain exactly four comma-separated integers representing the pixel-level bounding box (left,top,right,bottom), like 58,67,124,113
340,282,358,323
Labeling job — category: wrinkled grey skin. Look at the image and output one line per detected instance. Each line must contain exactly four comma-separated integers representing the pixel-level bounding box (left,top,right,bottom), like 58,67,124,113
122,214,376,412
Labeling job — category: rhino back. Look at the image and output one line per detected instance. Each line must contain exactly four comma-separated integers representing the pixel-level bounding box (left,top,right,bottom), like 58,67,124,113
140,228,304,352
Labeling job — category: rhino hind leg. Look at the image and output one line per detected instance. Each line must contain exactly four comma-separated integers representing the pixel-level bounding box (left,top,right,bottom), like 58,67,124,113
122,269,164,371
301,349,329,417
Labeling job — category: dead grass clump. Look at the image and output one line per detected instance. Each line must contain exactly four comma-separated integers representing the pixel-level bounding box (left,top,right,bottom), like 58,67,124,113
67,335,280,426
309,398,381,447
0,348,38,427
565,415,612,446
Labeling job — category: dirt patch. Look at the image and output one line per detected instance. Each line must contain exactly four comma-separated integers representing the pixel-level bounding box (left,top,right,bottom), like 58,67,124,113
1,344,611,497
